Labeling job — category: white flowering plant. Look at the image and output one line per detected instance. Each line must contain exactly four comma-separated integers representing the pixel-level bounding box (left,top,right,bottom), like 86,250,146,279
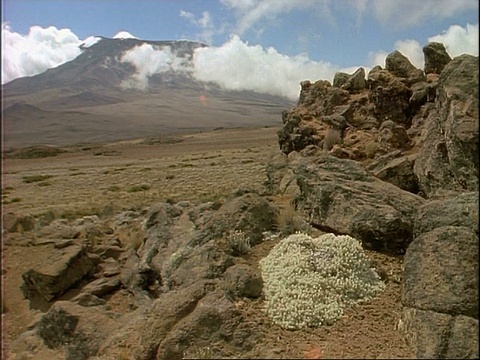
259,232,385,330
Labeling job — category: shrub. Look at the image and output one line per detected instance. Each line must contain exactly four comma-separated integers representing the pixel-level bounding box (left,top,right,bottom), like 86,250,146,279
276,202,304,235
323,128,342,151
260,233,385,330
224,230,251,256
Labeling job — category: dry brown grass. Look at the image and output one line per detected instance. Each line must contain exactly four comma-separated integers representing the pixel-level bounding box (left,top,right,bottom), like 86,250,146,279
3,127,280,224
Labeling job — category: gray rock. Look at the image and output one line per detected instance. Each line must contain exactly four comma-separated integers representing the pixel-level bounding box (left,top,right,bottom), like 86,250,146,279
341,67,366,92
332,71,350,88
414,54,479,198
369,154,418,193
37,300,118,359
71,293,107,307
292,154,425,253
423,42,452,75
385,50,426,85
80,277,121,297
401,307,454,359
223,264,263,298
445,315,479,359
21,245,97,302
414,192,479,237
401,307,478,359
403,226,478,318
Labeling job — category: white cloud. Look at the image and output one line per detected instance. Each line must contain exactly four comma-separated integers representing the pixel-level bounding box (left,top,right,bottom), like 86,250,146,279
180,10,216,44
394,39,424,68
120,43,193,90
191,35,338,100
428,23,479,57
113,31,138,39
120,34,339,99
1,23,83,84
372,0,478,28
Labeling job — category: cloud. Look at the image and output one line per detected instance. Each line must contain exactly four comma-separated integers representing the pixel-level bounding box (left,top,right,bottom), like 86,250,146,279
192,35,338,100
1,23,83,84
429,23,479,57
119,34,339,99
368,23,478,69
220,0,319,35
371,0,478,28
179,10,216,44
113,31,138,39
120,43,193,90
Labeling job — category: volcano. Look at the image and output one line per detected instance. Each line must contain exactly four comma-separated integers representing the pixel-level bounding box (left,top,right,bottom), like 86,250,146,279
2,37,294,148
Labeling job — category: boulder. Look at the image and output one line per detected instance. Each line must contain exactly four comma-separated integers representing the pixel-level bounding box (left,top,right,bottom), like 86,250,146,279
385,50,426,85
156,290,246,360
379,120,412,149
223,264,263,298
21,245,98,303
400,307,479,359
96,280,243,360
197,192,278,246
423,42,452,75
332,71,350,88
368,153,418,193
36,301,119,360
291,154,425,253
402,226,478,318
71,293,107,307
341,67,366,92
79,277,121,297
413,192,479,237
414,54,479,198
3,212,35,233
368,69,412,127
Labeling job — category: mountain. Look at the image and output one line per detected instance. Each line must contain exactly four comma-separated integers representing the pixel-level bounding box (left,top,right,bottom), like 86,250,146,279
2,37,294,148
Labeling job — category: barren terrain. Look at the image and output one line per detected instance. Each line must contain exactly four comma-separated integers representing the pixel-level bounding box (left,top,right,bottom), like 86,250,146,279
2,126,413,359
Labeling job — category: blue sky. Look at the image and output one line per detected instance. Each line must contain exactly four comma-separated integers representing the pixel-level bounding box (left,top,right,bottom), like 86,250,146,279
2,0,479,98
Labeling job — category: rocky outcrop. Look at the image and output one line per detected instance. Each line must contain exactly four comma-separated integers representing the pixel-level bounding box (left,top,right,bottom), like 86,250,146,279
423,42,452,75
13,193,279,359
385,50,426,85
287,153,425,253
278,48,435,161
21,245,98,304
272,43,478,359
413,54,479,198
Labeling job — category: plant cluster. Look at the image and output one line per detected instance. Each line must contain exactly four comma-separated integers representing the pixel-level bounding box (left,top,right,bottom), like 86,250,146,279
260,232,385,330
224,229,251,255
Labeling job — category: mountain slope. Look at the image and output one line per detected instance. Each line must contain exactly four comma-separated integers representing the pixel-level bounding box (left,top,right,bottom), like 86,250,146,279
2,37,294,148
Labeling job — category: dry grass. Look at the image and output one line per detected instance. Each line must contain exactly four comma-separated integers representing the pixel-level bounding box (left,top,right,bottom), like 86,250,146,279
323,128,342,151
3,127,280,226
276,200,305,235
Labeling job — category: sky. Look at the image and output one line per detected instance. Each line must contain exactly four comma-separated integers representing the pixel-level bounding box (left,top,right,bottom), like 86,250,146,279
2,0,479,99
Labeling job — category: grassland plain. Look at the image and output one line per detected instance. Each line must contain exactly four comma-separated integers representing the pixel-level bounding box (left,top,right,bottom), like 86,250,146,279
2,126,413,359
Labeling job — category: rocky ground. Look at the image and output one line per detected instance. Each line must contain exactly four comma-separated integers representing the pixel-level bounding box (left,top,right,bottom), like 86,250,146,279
2,126,413,359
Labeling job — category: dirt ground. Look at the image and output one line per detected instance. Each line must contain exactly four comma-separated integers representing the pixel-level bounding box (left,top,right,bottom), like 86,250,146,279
1,126,414,359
